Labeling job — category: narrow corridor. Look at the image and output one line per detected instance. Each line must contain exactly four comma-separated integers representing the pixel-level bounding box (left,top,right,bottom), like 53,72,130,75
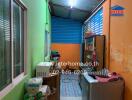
0,0,132,100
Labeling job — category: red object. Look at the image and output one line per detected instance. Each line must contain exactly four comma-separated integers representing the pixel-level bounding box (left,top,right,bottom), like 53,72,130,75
85,32,93,38
92,50,97,67
95,73,121,83
111,10,124,15
92,50,96,61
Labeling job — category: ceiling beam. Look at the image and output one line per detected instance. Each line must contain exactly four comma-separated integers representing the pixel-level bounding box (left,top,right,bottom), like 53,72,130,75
49,2,90,13
49,2,55,15
84,0,105,22
68,9,72,19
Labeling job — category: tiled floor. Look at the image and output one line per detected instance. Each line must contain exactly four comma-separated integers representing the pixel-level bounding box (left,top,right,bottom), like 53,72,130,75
60,74,82,100
60,97,82,100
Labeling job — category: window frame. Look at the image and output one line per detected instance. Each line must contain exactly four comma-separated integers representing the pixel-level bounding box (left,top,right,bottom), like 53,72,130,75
44,29,51,59
0,0,27,98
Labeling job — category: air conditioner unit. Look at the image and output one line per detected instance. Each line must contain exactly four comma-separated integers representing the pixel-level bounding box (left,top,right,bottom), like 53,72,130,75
36,62,53,77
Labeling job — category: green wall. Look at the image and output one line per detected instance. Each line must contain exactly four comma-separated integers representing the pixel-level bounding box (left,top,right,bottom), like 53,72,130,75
2,0,51,100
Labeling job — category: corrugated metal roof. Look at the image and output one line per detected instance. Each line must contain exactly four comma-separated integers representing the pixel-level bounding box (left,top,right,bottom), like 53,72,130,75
49,0,105,21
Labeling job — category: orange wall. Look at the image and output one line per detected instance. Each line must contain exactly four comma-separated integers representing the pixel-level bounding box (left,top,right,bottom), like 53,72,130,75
51,43,80,69
103,0,110,68
103,0,132,100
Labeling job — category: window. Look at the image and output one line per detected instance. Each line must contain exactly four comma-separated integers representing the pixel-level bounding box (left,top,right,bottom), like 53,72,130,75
84,8,103,35
13,0,25,77
45,30,51,58
0,0,26,92
0,0,12,91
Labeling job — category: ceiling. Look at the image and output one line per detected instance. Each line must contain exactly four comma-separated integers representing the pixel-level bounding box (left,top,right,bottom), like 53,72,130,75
49,0,105,22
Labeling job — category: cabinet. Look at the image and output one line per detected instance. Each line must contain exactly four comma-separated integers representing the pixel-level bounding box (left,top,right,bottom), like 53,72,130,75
80,73,124,100
42,73,60,100
84,35,105,70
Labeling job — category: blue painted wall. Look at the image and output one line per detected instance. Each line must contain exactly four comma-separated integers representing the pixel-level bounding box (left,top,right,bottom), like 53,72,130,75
51,16,82,44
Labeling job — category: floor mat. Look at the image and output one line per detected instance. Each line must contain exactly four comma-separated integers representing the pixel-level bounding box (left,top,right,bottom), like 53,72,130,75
60,73,82,99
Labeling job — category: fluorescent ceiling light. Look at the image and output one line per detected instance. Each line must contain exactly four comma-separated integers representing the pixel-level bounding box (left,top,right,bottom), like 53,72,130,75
69,0,76,8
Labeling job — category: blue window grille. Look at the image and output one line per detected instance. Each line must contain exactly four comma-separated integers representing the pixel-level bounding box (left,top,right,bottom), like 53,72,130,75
84,8,103,35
